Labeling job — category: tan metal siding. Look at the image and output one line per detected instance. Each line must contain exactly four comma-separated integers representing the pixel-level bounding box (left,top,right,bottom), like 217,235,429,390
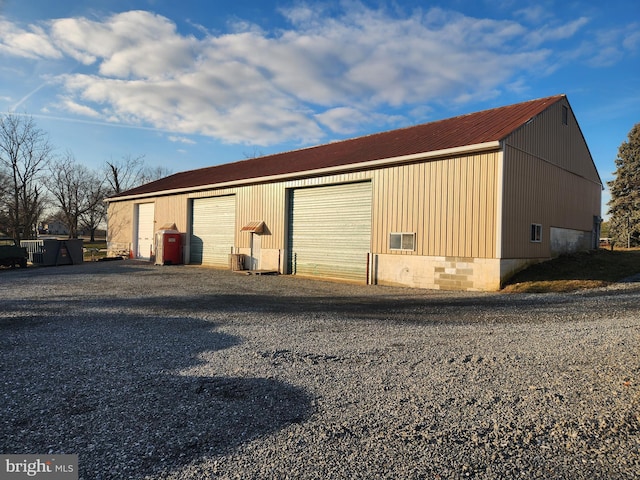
501,145,601,258
416,162,426,255
370,152,500,258
505,100,601,185
154,194,188,232
463,157,474,257
107,200,133,247
236,183,286,250
486,153,499,257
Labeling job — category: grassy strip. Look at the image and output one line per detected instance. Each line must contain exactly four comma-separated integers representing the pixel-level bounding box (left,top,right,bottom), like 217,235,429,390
83,240,108,261
502,248,640,293
83,241,107,250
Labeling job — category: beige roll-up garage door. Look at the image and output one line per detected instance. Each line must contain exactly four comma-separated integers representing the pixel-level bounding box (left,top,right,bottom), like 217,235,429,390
190,195,236,266
288,182,372,283
136,202,155,260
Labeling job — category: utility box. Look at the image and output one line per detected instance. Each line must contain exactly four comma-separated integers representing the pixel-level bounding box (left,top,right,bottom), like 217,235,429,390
155,224,183,265
229,253,245,271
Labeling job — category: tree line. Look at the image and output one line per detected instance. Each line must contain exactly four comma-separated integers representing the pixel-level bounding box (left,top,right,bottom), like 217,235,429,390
0,113,170,242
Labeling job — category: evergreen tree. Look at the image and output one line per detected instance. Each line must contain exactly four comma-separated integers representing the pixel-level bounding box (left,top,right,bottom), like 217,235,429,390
607,123,640,247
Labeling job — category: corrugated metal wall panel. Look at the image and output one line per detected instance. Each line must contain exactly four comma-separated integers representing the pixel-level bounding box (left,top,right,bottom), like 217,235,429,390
505,100,601,185
190,195,236,266
288,182,372,282
155,194,188,232
463,157,474,257
188,188,236,198
236,187,253,250
471,157,482,257
106,200,133,247
426,161,438,254
501,145,601,258
236,183,286,250
370,152,499,259
416,162,426,254
485,153,498,257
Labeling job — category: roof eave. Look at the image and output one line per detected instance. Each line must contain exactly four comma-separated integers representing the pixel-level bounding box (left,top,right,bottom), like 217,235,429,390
105,140,501,203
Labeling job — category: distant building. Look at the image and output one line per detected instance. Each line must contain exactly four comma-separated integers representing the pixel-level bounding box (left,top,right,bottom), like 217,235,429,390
42,220,69,236
106,95,602,291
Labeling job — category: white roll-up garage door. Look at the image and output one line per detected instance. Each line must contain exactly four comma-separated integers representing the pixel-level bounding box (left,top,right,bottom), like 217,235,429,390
288,182,372,283
136,202,155,260
190,196,236,267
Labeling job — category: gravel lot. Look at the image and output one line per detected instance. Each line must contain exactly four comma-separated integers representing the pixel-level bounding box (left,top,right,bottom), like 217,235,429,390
1,260,639,479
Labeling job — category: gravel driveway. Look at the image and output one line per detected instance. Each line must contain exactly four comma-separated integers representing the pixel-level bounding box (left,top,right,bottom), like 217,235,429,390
1,261,639,479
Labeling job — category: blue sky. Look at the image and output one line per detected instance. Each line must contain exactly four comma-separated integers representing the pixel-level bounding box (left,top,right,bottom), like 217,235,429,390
1,0,639,216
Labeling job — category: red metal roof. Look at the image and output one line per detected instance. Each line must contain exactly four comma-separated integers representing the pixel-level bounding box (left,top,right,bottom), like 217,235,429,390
111,94,565,199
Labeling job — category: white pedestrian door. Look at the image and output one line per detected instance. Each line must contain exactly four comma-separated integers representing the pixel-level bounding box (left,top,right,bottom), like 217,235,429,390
249,233,261,270
136,203,155,260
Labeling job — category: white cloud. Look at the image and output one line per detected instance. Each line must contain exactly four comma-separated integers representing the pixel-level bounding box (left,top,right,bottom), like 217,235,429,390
0,18,61,59
59,97,101,117
623,28,640,52
568,24,640,68
168,135,196,145
525,16,589,47
515,6,553,24
316,107,376,134
0,4,617,146
48,11,197,78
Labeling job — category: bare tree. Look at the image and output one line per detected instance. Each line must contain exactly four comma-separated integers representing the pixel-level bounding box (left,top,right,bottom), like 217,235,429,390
105,154,146,195
0,169,11,234
243,147,265,159
104,154,170,195
80,176,108,242
139,164,172,186
45,153,106,239
0,114,53,240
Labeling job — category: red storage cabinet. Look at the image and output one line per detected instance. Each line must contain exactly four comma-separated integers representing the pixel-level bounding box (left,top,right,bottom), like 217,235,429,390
155,226,183,265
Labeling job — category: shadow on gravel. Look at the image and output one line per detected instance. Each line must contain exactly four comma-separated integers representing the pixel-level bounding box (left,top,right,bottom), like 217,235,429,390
0,310,313,479
2,261,153,276
115,290,624,325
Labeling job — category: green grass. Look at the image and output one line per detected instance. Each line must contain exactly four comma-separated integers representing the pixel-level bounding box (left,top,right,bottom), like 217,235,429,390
83,240,108,261
502,248,640,293
83,240,107,250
